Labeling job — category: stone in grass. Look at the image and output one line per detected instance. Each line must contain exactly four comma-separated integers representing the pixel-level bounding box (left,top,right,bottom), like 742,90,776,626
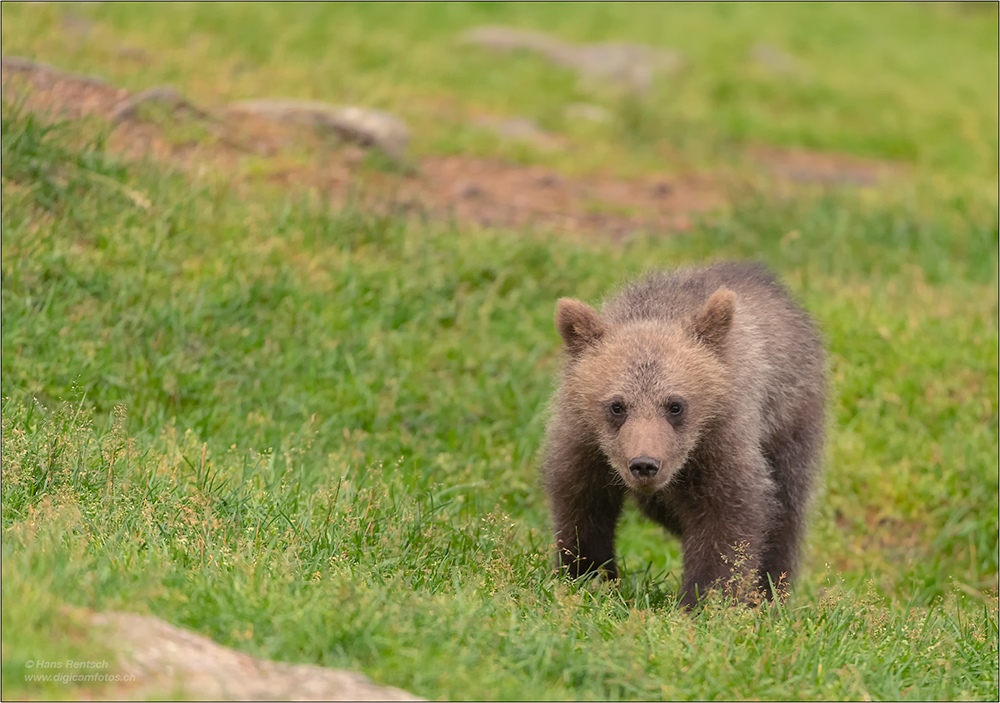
472,115,561,150
225,99,411,161
562,42,684,93
458,26,684,93
61,12,95,36
91,611,422,701
564,102,613,124
751,43,804,77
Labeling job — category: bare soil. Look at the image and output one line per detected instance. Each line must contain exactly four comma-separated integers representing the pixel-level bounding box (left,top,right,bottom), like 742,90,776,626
3,58,899,241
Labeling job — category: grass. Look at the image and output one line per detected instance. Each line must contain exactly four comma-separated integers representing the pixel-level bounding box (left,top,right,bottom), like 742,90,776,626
1,2,997,178
2,94,997,701
2,2,999,701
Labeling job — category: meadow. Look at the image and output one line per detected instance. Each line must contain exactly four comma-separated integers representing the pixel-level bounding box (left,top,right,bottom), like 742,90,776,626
2,2,998,700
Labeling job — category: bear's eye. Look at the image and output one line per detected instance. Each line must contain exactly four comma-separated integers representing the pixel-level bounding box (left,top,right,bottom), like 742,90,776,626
610,401,625,416
667,402,683,416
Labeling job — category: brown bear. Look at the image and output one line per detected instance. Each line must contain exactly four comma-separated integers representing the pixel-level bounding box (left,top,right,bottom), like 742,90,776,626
542,261,825,607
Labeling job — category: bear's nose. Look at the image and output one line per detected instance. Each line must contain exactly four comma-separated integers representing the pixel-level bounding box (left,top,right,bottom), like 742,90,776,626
629,456,660,479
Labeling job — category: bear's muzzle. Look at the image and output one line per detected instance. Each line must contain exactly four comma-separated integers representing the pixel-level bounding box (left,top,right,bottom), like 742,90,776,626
628,456,661,479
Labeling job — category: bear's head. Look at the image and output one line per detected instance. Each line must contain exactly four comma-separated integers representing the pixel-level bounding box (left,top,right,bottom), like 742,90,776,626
555,288,736,494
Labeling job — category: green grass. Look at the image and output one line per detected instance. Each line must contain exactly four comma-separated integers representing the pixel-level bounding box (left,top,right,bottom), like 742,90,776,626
2,2,997,177
2,92,997,700
2,3,999,700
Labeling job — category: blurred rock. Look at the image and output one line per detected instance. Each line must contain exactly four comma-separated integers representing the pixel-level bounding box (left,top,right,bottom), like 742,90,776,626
472,115,561,150
226,100,410,160
61,12,94,36
751,43,803,76
564,42,682,93
459,25,683,93
459,25,561,55
564,102,613,123
92,611,422,701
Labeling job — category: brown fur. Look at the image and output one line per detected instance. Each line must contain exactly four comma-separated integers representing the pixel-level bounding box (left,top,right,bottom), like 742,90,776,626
542,262,826,607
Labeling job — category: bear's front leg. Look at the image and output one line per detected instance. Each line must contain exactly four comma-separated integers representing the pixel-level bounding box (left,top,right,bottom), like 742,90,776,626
675,454,774,608
544,430,625,579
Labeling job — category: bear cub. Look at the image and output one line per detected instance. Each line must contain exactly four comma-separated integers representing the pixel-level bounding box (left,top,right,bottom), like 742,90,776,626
543,262,825,607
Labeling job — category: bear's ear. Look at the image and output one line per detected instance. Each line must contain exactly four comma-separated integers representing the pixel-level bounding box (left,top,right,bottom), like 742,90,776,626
555,298,605,357
692,288,736,352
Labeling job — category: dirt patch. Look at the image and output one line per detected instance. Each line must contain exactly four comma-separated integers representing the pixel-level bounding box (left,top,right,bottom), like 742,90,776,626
410,156,720,236
2,57,126,119
2,58,724,238
2,56,902,239
87,610,421,701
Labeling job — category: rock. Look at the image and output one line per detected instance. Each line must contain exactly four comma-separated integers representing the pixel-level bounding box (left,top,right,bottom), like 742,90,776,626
751,43,803,76
560,42,682,92
459,26,562,54
472,115,560,150
564,102,612,123
110,85,211,123
61,13,94,36
481,116,541,140
459,25,683,92
226,100,410,160
91,611,422,701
